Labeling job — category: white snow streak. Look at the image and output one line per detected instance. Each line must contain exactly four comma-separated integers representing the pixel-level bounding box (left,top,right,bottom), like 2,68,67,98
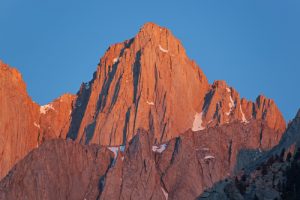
239,105,249,123
192,112,205,131
159,45,168,53
204,155,215,160
40,104,54,114
226,87,231,93
225,96,235,116
152,144,167,153
146,100,155,105
161,187,168,200
34,122,40,129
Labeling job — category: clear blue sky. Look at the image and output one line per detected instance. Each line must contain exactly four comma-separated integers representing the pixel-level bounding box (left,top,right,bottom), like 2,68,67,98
0,0,299,121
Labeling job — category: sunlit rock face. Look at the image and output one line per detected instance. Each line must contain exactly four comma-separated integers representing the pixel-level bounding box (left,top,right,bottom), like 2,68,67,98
0,22,287,197
65,22,285,146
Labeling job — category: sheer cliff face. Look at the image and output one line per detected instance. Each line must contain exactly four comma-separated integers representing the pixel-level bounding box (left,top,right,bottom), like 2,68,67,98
0,62,75,179
0,61,40,180
68,22,210,145
66,23,285,146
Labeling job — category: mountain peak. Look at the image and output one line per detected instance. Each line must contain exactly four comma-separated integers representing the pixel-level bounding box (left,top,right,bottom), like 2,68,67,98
139,22,165,32
133,22,185,56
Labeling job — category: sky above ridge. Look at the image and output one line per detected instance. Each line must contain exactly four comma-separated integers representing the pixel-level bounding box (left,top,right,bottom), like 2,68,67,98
0,0,299,120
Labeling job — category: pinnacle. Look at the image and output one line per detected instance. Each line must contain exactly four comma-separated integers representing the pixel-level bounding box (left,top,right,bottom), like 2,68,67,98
139,22,166,33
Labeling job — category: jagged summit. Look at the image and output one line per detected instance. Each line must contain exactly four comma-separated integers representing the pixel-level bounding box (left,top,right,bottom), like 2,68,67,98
68,22,210,145
65,23,285,146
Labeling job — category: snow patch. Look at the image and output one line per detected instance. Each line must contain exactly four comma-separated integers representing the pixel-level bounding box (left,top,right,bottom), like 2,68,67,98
225,96,235,116
161,187,168,200
204,155,215,160
120,145,126,152
108,146,126,164
146,100,155,105
159,45,168,53
34,122,40,129
226,87,231,93
113,57,119,64
192,112,205,131
239,105,249,123
152,144,167,153
40,104,54,114
108,147,119,164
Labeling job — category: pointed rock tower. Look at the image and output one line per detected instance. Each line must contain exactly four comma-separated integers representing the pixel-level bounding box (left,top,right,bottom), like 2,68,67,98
66,23,285,146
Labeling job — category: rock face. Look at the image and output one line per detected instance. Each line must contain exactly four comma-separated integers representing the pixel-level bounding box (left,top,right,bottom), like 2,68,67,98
0,61,40,180
0,61,76,179
201,81,285,134
66,23,286,146
38,93,76,142
0,140,112,200
197,109,300,200
0,121,285,200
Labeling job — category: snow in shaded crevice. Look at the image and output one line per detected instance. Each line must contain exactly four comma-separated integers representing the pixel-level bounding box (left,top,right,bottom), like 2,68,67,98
120,145,126,152
152,144,167,153
34,122,40,129
108,147,119,165
192,112,205,131
146,100,155,105
40,104,54,114
225,96,235,116
161,187,168,200
108,146,126,164
239,105,249,123
159,45,168,53
204,155,215,160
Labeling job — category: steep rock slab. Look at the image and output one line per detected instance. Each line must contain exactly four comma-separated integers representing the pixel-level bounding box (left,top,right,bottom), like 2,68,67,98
197,109,300,200
0,61,40,180
69,22,210,145
0,140,112,200
67,23,285,146
99,121,281,199
0,120,284,200
39,93,76,142
200,81,286,134
0,61,76,180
